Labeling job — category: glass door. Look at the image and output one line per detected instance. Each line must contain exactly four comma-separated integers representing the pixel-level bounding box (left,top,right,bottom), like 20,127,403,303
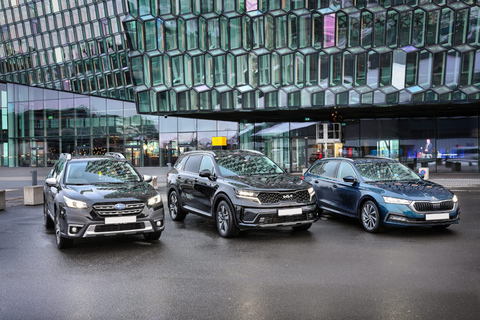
125,145,141,166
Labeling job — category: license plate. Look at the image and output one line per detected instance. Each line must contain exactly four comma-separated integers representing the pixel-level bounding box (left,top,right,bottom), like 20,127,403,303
105,216,137,224
425,213,449,221
278,208,302,216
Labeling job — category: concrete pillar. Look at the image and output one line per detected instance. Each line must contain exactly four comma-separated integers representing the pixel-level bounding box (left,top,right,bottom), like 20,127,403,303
24,186,44,206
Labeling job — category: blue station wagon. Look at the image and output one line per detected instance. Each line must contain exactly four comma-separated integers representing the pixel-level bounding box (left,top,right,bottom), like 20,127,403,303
303,157,460,232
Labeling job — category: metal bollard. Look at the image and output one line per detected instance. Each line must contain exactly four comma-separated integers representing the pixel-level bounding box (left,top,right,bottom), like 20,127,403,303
30,170,37,186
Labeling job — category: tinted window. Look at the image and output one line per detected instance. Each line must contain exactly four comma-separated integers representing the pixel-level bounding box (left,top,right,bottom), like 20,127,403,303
309,162,325,175
199,156,215,174
337,162,357,180
310,161,337,178
175,155,188,170
184,155,202,173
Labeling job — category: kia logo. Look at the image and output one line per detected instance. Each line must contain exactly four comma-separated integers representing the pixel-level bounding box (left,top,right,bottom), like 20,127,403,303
283,194,293,199
115,203,126,210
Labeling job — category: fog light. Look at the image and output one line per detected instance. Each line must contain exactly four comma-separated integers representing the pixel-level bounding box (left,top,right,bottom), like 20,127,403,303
156,220,162,227
388,215,408,222
259,217,265,223
71,227,78,233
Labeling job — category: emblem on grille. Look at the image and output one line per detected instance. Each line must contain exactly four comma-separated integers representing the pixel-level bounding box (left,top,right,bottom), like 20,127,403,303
114,203,126,210
283,194,293,199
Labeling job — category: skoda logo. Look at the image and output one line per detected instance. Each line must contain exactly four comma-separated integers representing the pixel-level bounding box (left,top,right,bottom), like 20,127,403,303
115,203,126,210
283,194,293,199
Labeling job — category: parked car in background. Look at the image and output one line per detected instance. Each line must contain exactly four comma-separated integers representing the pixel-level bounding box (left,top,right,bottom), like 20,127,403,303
303,157,460,232
166,150,318,237
44,153,164,249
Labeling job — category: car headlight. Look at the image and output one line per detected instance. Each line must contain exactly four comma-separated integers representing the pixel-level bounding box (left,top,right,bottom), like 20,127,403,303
64,196,88,209
148,194,162,206
308,187,315,200
452,195,458,203
236,189,260,203
383,196,412,205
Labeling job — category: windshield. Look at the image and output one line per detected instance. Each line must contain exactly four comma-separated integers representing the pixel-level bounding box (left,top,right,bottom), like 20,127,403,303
216,154,284,176
64,160,142,185
355,161,421,182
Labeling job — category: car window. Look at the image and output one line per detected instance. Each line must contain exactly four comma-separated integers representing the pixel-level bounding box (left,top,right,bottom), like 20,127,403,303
337,162,357,180
174,155,188,170
309,162,325,175
184,155,202,173
64,160,141,185
199,156,215,175
355,161,420,182
310,161,337,178
216,153,284,176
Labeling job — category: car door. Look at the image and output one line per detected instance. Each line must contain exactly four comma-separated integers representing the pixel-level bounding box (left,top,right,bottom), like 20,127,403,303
180,155,202,209
334,161,361,216
305,160,339,211
192,155,218,215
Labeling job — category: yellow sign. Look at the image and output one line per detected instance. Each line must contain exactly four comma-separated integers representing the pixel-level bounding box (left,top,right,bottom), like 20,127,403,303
212,136,227,146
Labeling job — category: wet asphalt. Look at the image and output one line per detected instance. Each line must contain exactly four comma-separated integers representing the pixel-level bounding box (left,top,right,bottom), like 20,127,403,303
1,181,479,319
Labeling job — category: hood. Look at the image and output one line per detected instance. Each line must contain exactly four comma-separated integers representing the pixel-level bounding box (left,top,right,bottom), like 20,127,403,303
64,182,157,203
224,174,311,191
367,180,453,201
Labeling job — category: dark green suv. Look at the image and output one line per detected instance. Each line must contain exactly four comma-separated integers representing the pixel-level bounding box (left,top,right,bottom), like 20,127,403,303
44,153,164,249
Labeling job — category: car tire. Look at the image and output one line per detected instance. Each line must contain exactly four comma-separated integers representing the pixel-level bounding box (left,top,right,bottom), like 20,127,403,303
55,213,74,249
143,231,162,241
292,223,312,231
360,200,384,233
216,200,240,238
43,201,54,229
168,190,186,221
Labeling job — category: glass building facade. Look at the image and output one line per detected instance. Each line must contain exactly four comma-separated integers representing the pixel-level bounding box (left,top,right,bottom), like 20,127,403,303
0,0,479,173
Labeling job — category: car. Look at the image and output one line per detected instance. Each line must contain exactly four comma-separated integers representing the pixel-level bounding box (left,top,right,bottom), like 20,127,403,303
166,150,318,237
303,157,460,232
43,152,165,249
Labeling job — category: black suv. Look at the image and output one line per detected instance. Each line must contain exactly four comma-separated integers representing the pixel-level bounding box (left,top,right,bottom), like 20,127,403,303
44,153,164,249
166,150,318,237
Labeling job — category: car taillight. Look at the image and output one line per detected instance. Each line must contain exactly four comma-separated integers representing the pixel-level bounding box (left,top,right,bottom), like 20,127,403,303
301,176,304,180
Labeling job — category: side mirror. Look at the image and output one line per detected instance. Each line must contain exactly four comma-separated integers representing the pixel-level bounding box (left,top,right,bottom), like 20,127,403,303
45,178,57,187
199,169,212,178
199,169,217,181
343,176,358,184
143,175,152,183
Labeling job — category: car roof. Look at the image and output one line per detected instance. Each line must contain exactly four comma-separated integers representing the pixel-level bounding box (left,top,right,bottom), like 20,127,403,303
316,157,396,164
181,149,264,157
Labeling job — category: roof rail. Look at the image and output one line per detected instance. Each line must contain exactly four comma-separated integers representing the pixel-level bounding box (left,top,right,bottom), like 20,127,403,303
59,153,72,160
105,152,125,159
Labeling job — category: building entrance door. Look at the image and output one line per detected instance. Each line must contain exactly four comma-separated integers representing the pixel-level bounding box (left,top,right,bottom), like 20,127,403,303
125,146,141,166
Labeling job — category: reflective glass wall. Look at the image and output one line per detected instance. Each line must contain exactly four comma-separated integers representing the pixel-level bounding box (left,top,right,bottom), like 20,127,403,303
0,83,238,167
124,0,480,117
0,0,133,100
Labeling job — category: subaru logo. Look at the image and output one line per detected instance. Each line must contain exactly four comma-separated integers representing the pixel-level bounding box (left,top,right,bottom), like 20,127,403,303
283,194,293,199
115,203,126,210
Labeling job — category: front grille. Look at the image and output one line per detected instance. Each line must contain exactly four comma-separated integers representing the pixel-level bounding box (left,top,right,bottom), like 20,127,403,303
263,213,309,224
258,190,310,204
413,200,454,212
93,202,145,216
94,222,144,233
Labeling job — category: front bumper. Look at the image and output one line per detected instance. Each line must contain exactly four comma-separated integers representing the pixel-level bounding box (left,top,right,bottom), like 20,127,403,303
60,206,165,239
381,202,460,227
235,203,318,229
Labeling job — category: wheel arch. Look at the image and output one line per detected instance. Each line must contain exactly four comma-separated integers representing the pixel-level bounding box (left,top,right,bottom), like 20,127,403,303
212,193,238,226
